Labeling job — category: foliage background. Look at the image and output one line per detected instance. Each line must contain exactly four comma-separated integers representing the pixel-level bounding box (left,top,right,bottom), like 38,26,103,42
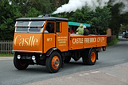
0,0,127,40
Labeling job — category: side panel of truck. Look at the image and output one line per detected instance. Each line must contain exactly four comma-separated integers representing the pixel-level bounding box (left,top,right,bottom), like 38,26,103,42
96,35,107,47
69,35,107,50
84,36,97,48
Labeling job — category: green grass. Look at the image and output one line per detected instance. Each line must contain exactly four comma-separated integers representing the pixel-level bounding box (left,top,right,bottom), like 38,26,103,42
0,53,13,57
107,39,120,47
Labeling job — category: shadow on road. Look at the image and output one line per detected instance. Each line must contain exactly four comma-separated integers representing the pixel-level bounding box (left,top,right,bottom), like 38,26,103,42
17,58,128,74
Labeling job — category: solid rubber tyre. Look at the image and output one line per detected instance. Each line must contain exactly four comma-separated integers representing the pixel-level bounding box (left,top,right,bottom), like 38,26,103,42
98,47,101,52
82,49,97,65
13,53,28,70
46,51,62,73
102,47,106,51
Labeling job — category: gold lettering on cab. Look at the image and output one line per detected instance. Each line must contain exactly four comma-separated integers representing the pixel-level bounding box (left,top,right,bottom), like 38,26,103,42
47,38,52,42
14,35,38,47
57,37,67,46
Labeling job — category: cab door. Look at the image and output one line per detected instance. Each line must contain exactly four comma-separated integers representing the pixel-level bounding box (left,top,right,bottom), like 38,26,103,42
55,21,68,52
44,21,56,53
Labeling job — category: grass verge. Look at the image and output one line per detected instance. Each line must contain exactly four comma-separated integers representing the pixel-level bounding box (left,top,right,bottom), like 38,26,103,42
107,39,120,47
0,54,13,57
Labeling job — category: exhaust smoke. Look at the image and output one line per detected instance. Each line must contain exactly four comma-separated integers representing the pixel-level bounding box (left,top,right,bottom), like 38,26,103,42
52,0,128,14
111,0,128,14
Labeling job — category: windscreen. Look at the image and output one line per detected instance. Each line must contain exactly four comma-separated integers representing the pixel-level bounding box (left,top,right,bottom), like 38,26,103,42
15,21,45,33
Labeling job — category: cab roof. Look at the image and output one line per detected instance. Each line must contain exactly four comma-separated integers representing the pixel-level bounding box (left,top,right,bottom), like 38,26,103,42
16,17,68,21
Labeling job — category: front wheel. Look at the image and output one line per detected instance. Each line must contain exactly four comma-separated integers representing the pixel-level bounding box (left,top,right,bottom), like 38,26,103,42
13,53,29,70
46,51,62,73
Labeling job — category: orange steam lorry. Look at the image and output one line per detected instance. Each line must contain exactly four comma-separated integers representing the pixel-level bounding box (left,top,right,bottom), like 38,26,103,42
13,17,107,73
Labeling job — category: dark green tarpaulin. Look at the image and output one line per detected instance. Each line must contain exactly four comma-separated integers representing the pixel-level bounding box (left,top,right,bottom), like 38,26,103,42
68,22,91,27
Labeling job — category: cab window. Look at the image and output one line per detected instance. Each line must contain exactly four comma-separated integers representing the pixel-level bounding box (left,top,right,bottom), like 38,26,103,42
45,22,54,33
29,21,44,32
56,22,60,32
15,21,45,33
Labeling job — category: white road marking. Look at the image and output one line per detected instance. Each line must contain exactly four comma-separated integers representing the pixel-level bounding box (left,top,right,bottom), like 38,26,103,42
90,71,100,74
105,73,117,77
121,79,128,84
67,76,72,79
79,73,89,76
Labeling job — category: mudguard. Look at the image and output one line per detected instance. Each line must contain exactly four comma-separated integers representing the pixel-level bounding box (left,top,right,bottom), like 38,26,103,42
46,48,61,57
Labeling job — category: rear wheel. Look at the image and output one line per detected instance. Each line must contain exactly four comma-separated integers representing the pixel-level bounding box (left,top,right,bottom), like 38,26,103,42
46,51,62,73
13,53,28,70
102,47,106,51
82,49,97,65
98,47,101,52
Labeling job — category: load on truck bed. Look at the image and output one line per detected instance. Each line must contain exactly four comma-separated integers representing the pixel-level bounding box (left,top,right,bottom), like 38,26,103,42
13,17,107,73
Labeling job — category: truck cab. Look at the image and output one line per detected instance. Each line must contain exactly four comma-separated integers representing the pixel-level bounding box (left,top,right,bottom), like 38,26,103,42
13,17,69,53
13,17,70,73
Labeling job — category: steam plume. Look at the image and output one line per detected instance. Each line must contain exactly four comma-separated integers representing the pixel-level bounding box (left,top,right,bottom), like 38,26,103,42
111,0,128,14
52,0,128,14
52,0,109,14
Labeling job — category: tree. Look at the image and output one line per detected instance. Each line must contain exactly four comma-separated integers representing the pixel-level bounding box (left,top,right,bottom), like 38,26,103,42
91,7,111,34
0,0,22,40
120,24,128,32
57,6,111,34
25,7,41,17
0,0,70,40
108,0,128,37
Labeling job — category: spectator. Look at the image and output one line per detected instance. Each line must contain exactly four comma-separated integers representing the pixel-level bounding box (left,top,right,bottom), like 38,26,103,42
84,28,89,35
76,24,84,35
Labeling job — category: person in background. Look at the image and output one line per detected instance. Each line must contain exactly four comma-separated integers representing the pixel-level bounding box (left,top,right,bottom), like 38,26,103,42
83,26,89,35
84,28,89,35
71,29,73,33
76,24,84,35
122,32,125,38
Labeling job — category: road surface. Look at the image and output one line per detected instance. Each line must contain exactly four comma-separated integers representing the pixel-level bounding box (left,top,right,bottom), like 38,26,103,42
0,37,128,85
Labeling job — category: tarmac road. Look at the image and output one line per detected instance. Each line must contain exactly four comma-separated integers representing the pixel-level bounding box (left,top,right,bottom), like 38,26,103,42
0,37,128,85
